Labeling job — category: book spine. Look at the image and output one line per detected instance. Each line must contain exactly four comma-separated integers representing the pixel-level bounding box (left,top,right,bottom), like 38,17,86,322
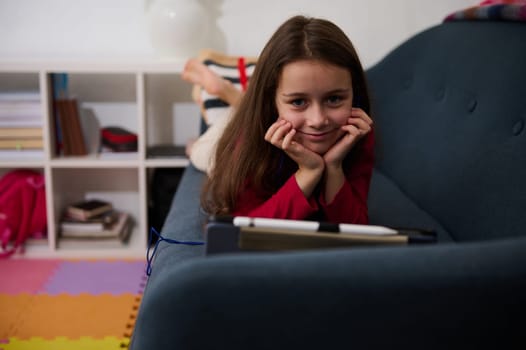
68,99,87,156
56,100,72,156
0,138,44,150
51,73,69,156
0,127,43,138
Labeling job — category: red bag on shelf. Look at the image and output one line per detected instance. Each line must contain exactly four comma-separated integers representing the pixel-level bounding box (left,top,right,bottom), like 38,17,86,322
101,127,138,152
0,169,47,258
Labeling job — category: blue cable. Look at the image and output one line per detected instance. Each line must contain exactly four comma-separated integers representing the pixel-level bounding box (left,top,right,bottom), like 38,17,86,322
146,227,204,276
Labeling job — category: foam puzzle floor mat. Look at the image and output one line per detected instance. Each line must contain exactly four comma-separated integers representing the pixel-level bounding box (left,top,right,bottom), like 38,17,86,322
0,259,147,349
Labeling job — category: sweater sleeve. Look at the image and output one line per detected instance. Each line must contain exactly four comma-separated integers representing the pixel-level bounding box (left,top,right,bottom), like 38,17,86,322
233,175,318,220
319,180,368,224
319,129,375,224
233,129,375,223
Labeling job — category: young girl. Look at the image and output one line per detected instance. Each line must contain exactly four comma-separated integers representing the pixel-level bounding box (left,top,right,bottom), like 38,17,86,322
202,15,375,224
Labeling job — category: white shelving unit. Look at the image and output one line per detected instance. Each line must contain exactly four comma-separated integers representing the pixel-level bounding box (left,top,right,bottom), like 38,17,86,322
0,59,198,258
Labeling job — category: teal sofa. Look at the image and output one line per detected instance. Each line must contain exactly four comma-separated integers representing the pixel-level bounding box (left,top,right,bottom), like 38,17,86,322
131,20,526,349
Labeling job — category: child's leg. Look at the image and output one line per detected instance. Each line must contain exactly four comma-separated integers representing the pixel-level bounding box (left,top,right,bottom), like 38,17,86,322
182,58,242,107
181,51,255,173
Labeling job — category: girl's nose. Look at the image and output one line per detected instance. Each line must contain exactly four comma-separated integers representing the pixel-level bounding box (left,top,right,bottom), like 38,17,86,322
306,104,328,129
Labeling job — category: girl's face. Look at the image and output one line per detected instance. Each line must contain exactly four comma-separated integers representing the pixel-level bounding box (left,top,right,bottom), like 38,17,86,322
275,59,354,155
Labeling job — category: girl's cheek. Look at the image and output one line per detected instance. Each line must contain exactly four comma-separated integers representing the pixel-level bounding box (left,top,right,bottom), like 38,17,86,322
332,109,351,126
280,112,302,129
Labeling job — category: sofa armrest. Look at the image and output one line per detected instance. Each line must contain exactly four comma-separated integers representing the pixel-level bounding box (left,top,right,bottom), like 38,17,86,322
150,164,207,269
132,234,526,349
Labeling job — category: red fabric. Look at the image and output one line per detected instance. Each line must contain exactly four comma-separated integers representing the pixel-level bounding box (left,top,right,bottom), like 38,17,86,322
238,57,248,91
0,170,47,257
233,130,375,224
101,127,138,144
480,0,526,4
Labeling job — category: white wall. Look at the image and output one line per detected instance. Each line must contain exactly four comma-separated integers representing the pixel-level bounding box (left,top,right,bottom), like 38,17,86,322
0,0,477,68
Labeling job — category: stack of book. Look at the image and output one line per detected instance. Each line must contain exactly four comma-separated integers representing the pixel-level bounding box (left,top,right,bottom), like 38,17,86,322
54,98,87,156
59,199,133,248
0,91,44,155
51,73,87,157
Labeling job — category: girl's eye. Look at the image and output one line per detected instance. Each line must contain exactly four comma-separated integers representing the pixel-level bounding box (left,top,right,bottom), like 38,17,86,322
327,95,343,106
290,99,306,108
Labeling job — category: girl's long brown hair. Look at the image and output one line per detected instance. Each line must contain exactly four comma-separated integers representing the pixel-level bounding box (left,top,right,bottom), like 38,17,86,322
201,15,371,216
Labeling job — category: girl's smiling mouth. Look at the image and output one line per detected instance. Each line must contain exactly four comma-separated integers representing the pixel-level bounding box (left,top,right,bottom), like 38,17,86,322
297,128,338,140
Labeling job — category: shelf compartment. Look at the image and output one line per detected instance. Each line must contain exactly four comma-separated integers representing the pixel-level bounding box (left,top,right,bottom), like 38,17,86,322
47,72,139,160
144,73,200,151
51,167,145,255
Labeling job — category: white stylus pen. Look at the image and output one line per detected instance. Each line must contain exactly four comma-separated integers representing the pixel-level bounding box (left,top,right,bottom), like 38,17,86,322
233,217,398,236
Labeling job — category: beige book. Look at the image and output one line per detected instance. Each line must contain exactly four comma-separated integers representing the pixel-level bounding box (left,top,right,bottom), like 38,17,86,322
0,138,44,149
0,127,43,138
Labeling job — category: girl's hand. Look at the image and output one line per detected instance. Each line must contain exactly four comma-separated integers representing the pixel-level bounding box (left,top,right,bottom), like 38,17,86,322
323,108,373,170
322,108,372,203
265,119,323,170
265,119,324,197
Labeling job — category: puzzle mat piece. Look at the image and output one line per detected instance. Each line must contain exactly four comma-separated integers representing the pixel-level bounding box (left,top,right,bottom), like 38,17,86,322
0,294,34,340
1,336,129,350
0,259,61,294
5,294,140,340
43,259,147,295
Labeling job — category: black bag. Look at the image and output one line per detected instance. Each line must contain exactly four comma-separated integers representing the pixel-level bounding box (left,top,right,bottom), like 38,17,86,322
148,168,184,242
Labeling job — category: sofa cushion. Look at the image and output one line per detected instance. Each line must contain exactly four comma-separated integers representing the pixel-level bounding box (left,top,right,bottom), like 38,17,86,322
366,21,526,242
368,169,453,242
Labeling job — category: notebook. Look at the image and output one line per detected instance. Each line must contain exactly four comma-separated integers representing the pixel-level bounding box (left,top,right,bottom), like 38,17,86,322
205,216,436,255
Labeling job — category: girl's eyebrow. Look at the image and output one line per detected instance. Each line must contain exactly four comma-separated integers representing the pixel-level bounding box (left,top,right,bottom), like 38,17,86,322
281,88,351,97
280,92,307,97
325,88,352,96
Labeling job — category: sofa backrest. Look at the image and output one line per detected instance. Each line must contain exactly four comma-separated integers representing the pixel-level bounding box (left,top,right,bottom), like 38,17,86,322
367,21,526,242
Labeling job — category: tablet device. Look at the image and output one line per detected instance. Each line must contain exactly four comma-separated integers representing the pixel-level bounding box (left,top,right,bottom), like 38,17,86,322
205,216,436,255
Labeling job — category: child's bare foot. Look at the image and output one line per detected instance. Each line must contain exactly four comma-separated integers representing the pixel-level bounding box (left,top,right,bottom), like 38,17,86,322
182,58,226,97
182,58,242,107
